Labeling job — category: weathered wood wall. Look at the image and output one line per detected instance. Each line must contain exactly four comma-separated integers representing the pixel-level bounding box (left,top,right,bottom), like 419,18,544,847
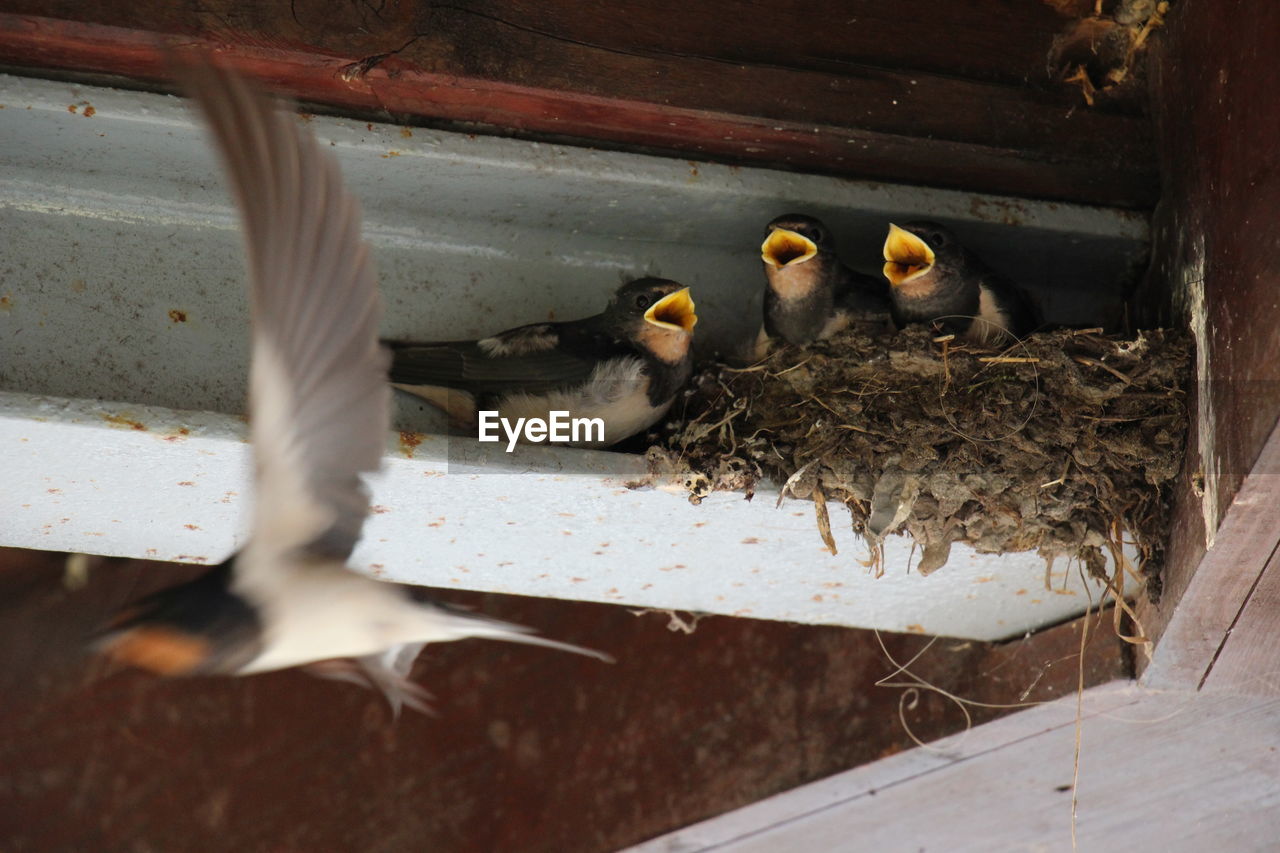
1134,0,1280,672
0,549,1127,851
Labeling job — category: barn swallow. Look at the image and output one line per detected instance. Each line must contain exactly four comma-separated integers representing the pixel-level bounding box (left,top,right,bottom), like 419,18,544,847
755,213,891,357
97,58,608,715
881,221,1039,344
385,278,697,447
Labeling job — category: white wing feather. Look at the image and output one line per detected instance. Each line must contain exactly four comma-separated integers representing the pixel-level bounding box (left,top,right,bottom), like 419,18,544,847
180,60,388,570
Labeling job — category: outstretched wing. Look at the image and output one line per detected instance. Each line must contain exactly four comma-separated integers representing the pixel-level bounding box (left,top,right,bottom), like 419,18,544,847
179,57,388,564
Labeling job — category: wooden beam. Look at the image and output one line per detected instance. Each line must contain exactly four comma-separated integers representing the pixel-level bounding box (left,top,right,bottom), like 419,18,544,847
0,5,1157,207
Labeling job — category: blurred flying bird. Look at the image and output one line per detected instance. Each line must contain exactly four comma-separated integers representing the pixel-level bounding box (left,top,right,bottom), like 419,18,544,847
97,57,609,715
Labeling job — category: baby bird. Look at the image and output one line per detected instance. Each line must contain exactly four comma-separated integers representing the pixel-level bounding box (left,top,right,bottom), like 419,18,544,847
755,213,891,358
881,221,1039,344
386,278,697,448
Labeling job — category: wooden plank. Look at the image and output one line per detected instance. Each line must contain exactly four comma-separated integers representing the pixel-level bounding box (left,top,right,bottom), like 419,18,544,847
0,7,1157,207
1201,535,1280,695
628,685,1280,852
1142,423,1280,691
1133,0,1280,668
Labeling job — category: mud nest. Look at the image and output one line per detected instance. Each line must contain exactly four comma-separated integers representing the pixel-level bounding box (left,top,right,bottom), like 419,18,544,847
648,326,1190,595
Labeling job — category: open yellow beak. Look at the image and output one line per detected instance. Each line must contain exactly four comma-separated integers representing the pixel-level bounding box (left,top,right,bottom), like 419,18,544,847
761,228,818,268
645,287,698,333
882,223,936,286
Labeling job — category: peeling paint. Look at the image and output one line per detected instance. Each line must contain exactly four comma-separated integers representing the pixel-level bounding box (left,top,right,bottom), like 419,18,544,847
1182,235,1218,548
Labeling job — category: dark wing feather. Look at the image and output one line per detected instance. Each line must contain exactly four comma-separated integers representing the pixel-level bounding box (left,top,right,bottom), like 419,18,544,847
388,344,602,398
178,57,388,564
834,266,892,319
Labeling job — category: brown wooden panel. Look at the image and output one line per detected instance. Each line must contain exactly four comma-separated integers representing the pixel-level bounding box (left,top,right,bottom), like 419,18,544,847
1,0,1088,87
1133,0,1280,660
0,4,1157,207
0,548,1126,852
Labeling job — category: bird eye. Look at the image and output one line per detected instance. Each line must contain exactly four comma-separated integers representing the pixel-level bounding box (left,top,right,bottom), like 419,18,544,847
635,294,652,310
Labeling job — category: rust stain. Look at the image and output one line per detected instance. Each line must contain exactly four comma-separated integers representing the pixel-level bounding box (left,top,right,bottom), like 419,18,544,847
102,413,147,431
0,294,13,311
67,103,77,113
399,126,413,138
382,150,401,158
83,105,95,117
741,537,760,544
168,309,188,323
177,481,195,487
175,555,209,563
1015,588,1028,595
365,122,374,131
370,505,390,514
904,624,927,634
184,524,200,530
811,594,824,602
298,112,313,123
398,430,423,457
570,577,586,583
974,576,995,583
46,488,61,494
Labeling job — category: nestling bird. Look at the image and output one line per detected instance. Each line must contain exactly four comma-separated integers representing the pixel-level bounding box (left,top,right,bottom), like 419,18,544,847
385,277,697,447
97,57,609,715
881,221,1039,344
755,213,891,357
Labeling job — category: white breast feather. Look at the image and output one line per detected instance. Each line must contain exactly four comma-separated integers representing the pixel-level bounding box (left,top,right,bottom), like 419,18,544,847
496,357,662,447
969,287,1014,345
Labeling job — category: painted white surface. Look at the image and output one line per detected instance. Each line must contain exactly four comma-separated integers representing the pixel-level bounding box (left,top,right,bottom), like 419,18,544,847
0,74,1146,640
1,392,1138,642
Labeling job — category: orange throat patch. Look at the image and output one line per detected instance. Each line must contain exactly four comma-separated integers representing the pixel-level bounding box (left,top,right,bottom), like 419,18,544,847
102,626,212,675
766,261,823,300
637,325,692,365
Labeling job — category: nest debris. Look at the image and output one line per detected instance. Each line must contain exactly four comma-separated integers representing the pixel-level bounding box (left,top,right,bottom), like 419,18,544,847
647,326,1190,596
